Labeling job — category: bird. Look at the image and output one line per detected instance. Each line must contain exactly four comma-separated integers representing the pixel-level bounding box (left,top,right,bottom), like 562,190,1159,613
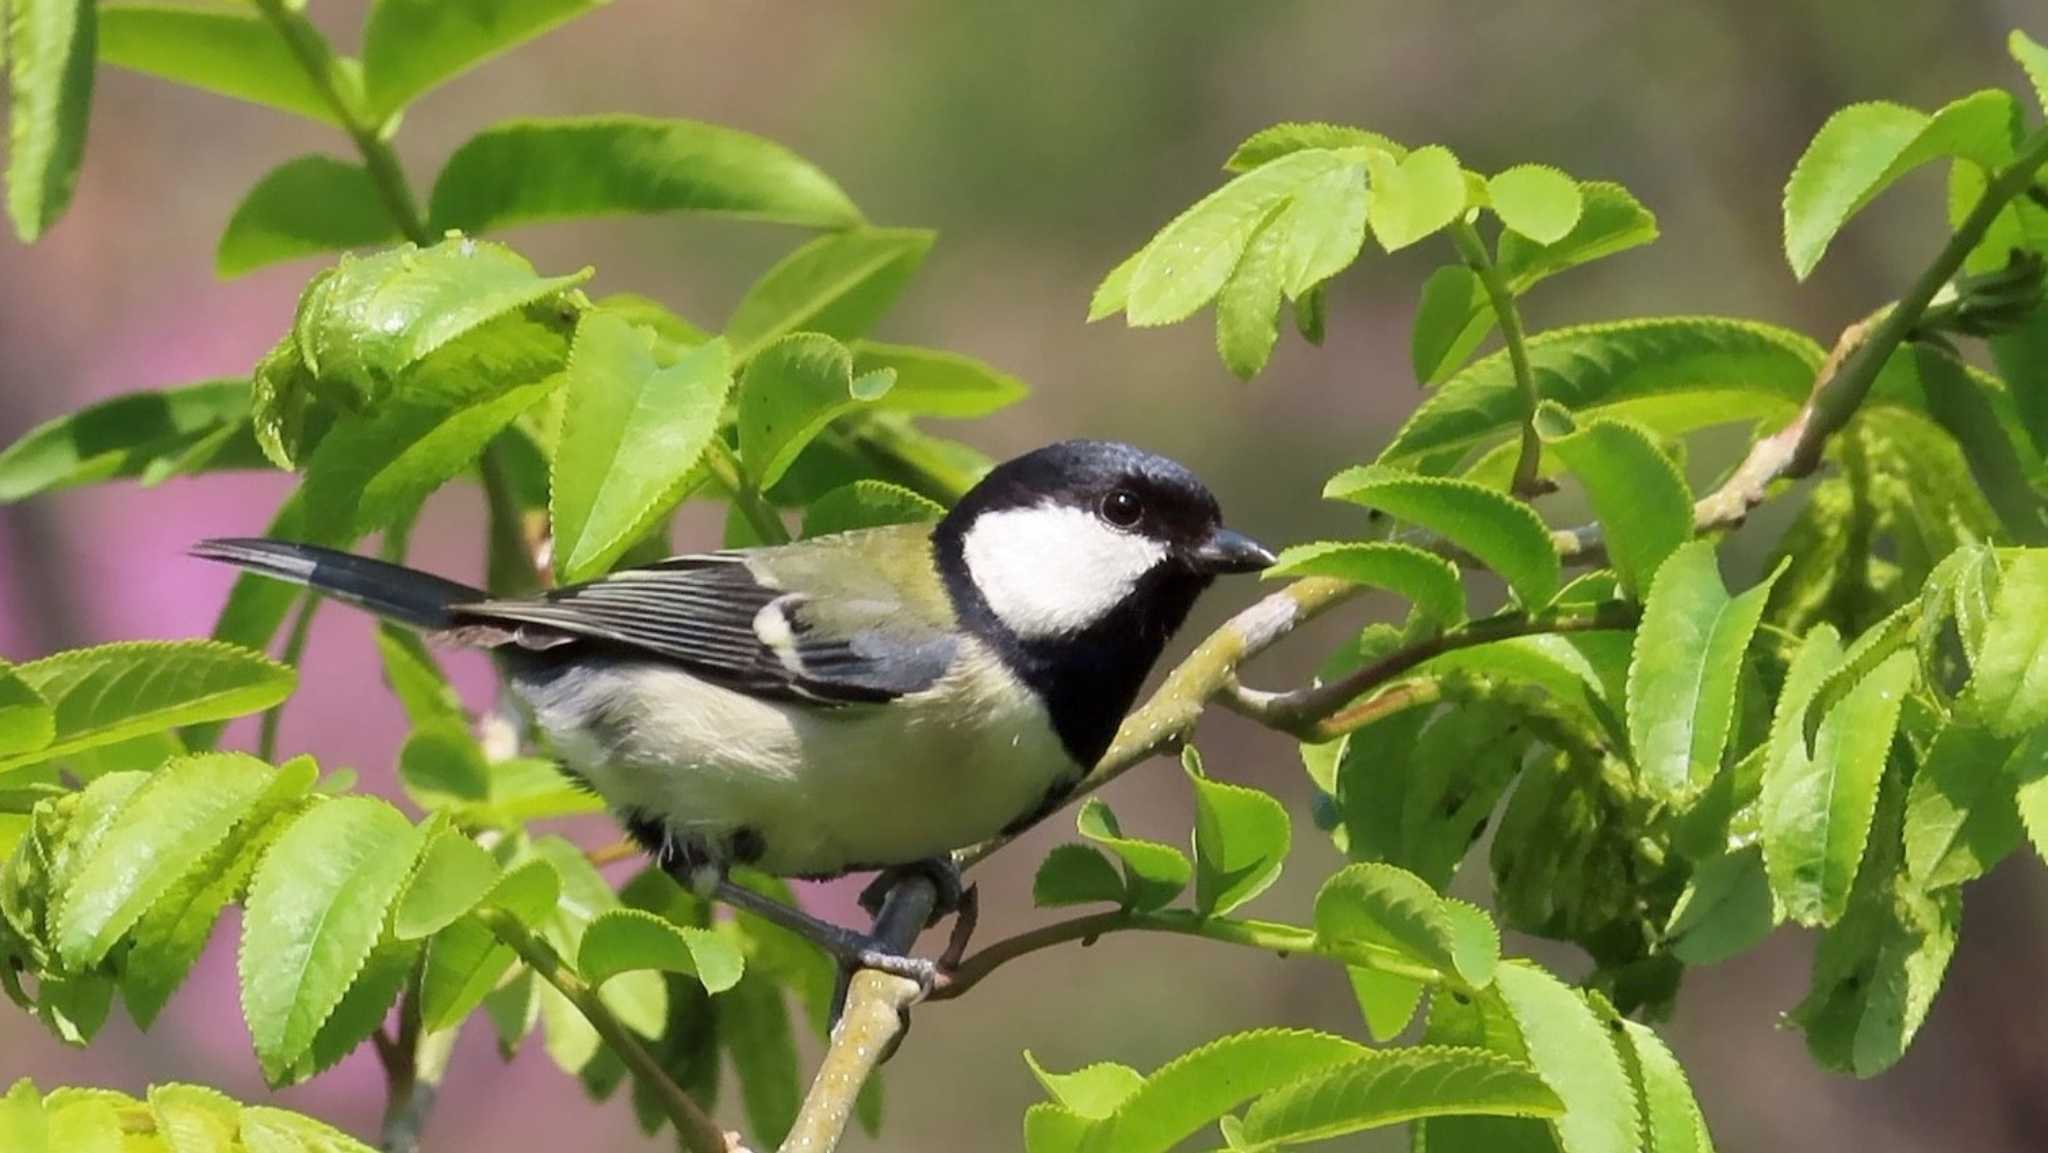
192,440,1273,983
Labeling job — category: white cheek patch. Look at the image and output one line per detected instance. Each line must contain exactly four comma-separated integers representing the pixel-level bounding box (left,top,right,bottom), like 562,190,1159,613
962,504,1169,639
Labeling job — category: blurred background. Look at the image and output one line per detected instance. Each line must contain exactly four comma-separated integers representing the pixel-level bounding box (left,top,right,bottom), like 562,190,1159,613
5,2,2047,1149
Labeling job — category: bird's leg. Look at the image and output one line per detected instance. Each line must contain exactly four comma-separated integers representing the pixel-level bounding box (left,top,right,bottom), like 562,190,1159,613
858,856,966,928
713,879,941,991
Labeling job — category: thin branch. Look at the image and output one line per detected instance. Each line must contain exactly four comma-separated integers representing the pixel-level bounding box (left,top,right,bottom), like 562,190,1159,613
931,908,1467,1003
1449,219,1545,496
477,908,729,1153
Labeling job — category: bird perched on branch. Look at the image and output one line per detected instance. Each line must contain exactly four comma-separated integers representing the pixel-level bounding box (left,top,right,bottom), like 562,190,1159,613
194,440,1272,985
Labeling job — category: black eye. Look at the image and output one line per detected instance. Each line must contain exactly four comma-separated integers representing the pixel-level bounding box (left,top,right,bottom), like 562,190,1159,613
1101,489,1143,527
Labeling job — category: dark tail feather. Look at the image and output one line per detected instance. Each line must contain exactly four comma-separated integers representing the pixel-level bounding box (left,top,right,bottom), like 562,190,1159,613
190,538,486,630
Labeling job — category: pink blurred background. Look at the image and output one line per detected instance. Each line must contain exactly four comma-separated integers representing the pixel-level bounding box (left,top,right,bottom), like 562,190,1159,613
5,3,2047,1149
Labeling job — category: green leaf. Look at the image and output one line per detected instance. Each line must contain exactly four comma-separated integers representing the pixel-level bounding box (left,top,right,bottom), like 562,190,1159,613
1904,723,2031,889
851,341,1029,419
291,238,589,411
53,752,282,970
0,665,52,760
1665,848,1773,965
1264,541,1466,626
147,1084,240,1152
6,0,95,242
428,115,863,235
799,480,943,539
1761,627,1913,926
1382,318,1820,468
375,625,464,727
1492,964,1636,1153
97,3,341,126
1224,122,1404,172
723,970,801,1148
1323,467,1560,606
1784,92,2019,279
0,1081,43,1153
1032,844,1128,908
1024,1052,1144,1120
394,828,499,940
419,914,516,1032
578,908,742,993
299,937,418,1080
0,380,256,502
1613,1017,1712,1153
217,156,404,278
1314,862,1496,987
1487,166,1584,244
43,1090,121,1153
1626,541,1783,801
1534,404,1691,597
550,312,731,582
1914,345,2048,544
1184,748,1290,916
397,723,491,808
1215,203,1288,380
240,1105,378,1153
240,797,426,1083
482,857,562,926
1795,855,1958,1076
1078,1029,1370,1153
1960,549,2048,735
0,642,294,772
1240,1047,1563,1146
362,0,609,120
1122,149,1367,326
726,229,933,361
1413,265,1487,384
2014,31,2048,114
526,837,665,1040
1075,798,1191,913
1367,145,1467,251
738,332,893,489
1345,966,1425,1042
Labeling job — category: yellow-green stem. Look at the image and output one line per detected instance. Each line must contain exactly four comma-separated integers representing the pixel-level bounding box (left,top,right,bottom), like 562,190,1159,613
1448,219,1542,495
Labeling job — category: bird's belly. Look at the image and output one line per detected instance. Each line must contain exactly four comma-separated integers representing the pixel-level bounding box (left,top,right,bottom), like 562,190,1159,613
510,654,1082,877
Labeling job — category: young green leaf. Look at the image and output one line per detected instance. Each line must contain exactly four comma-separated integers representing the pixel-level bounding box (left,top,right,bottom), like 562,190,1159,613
1626,542,1783,801
1534,403,1691,597
298,938,420,1081
0,642,294,772
42,1089,121,1153
1077,1029,1371,1153
550,312,732,581
96,4,341,126
419,913,516,1032
1784,91,2019,279
1665,847,1774,966
1413,264,1487,384
1184,748,1290,916
362,0,610,120
0,381,256,502
146,1084,241,1151
1959,549,2048,736
851,341,1029,419
1323,467,1560,606
240,797,426,1083
1314,862,1496,987
217,156,404,278
526,837,666,1039
1024,1052,1144,1120
1239,1047,1563,1146
577,908,743,993
0,665,53,761
1214,203,1288,380
1224,122,1404,172
397,723,492,808
1032,844,1129,908
482,856,563,926
738,332,893,489
1761,627,1913,927
1904,723,2031,888
1075,798,1191,913
799,480,943,539
1367,145,1467,251
1609,1016,1713,1153
1266,540,1466,626
1346,966,1425,1042
428,115,864,235
1491,964,1636,1153
1795,865,1959,1077
1382,317,1821,467
375,625,464,727
54,752,283,970
723,970,802,1148
1487,166,1583,244
7,0,95,242
394,828,500,940
0,1080,43,1153
240,1104,378,1153
725,229,934,361
2014,30,2048,114
1915,345,2048,544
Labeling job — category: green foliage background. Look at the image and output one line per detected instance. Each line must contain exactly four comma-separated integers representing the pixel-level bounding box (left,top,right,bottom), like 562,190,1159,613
4,4,2048,1153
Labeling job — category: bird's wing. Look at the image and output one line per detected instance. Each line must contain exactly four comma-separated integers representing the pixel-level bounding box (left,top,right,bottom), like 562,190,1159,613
452,526,958,705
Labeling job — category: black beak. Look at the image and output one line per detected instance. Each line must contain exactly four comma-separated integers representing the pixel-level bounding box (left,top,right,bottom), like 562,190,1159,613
1189,527,1276,575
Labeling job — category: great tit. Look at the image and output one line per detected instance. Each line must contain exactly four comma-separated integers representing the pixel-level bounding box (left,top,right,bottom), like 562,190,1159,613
193,439,1272,979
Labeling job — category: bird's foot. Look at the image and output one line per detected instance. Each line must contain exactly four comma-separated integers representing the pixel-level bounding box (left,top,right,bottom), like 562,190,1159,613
859,856,965,927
